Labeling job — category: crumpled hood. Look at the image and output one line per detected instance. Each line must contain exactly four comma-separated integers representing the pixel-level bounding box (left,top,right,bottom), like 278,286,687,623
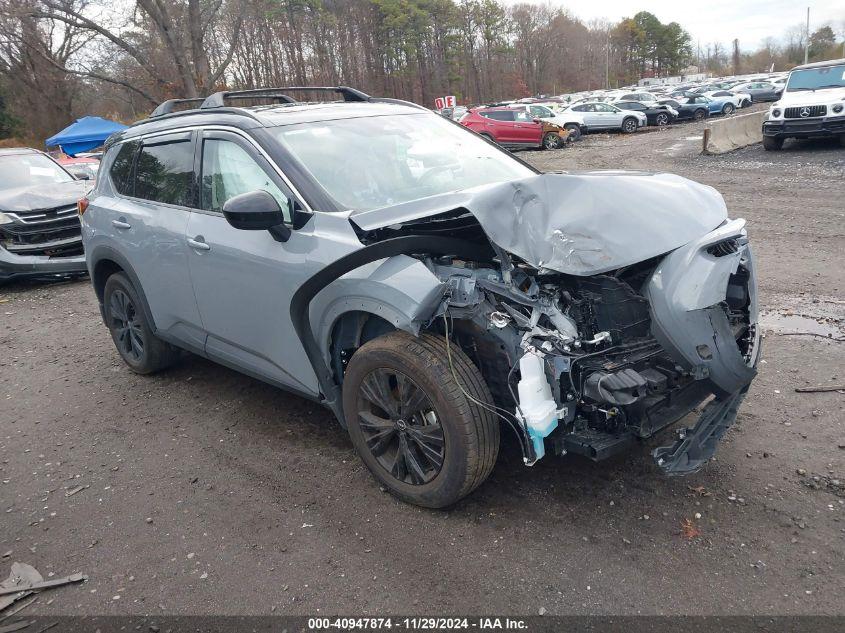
0,180,89,213
351,171,728,276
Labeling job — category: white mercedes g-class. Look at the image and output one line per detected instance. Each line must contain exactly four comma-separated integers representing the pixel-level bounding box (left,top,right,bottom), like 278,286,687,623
762,57,845,150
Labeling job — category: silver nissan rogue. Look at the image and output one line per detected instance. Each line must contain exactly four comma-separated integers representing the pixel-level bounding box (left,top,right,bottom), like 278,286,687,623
81,86,760,508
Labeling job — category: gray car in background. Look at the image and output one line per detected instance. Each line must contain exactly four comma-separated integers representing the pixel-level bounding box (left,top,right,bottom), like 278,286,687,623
81,86,760,508
731,81,782,102
0,148,89,283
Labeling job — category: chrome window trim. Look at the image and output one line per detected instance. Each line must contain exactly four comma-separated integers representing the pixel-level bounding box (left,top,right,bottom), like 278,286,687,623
106,124,312,214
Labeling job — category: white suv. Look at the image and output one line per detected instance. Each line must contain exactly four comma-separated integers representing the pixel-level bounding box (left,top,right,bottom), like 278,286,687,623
762,58,845,150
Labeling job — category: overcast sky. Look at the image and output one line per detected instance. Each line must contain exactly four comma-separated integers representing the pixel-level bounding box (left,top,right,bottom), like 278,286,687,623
500,0,844,50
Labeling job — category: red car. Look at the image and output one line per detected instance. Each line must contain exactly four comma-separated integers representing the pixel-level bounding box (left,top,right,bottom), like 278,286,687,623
55,155,100,181
460,106,568,150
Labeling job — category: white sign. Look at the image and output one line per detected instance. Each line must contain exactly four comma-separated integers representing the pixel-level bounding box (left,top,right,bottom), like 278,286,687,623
444,95,456,108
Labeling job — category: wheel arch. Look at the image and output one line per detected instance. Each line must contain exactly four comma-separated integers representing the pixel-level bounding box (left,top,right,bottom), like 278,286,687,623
88,245,156,331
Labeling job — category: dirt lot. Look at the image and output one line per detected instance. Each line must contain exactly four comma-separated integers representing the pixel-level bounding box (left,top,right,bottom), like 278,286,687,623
1,114,844,617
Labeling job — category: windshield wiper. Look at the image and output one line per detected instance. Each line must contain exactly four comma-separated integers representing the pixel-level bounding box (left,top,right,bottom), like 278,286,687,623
815,84,845,89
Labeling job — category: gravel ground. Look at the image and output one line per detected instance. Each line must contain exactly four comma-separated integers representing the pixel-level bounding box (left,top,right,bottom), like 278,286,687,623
1,113,844,617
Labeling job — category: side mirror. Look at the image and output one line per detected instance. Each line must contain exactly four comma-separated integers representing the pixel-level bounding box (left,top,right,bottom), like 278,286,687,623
532,118,543,124
222,190,291,242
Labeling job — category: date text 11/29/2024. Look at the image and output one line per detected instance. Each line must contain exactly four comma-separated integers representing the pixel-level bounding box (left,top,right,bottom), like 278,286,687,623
308,618,529,630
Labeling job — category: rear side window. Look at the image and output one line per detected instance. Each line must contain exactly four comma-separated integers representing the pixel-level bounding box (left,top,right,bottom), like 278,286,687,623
481,111,514,121
109,140,139,196
135,139,194,207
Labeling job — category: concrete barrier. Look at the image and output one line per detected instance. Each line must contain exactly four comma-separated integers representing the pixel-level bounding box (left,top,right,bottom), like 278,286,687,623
702,110,768,154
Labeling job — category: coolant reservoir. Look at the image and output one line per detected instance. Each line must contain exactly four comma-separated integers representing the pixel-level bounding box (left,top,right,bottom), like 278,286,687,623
517,353,559,460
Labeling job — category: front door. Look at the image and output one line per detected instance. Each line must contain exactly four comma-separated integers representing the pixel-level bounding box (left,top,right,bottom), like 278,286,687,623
512,110,542,145
184,130,328,395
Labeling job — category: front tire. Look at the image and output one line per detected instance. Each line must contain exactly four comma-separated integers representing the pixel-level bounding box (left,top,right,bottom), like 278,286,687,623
655,113,669,126
722,103,735,115
762,136,784,151
542,132,564,150
693,108,707,121
621,117,638,134
343,331,500,508
103,273,179,374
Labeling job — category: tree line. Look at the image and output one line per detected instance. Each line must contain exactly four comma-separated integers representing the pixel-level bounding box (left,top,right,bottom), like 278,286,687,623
0,0,842,142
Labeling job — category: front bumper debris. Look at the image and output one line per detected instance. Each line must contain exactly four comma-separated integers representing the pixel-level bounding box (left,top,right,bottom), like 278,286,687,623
653,387,748,475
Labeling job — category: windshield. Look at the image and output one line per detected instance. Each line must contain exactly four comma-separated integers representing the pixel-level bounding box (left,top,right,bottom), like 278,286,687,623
271,113,534,211
0,153,74,191
786,65,845,92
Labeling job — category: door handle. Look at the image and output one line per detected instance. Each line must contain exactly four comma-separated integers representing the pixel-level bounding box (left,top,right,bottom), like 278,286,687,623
187,237,211,251
111,219,131,229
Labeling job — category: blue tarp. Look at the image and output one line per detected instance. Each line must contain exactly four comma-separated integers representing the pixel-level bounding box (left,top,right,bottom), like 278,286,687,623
45,116,128,156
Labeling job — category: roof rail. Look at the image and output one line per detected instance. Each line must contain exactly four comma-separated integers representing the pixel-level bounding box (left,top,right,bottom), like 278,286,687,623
150,98,206,118
201,86,371,109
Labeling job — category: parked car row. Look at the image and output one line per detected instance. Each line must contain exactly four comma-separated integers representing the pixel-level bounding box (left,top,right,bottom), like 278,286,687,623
434,70,797,151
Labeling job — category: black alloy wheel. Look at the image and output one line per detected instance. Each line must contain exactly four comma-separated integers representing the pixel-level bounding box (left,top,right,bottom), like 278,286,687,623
357,368,445,485
102,272,180,374
655,112,669,126
108,288,144,363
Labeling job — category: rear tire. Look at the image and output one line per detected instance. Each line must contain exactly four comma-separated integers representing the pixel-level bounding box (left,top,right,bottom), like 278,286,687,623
655,113,669,126
343,331,500,508
762,136,784,151
693,108,707,121
621,117,638,134
103,272,179,374
563,123,582,141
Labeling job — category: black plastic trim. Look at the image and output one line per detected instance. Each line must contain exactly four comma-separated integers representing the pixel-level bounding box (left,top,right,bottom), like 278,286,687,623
289,235,494,423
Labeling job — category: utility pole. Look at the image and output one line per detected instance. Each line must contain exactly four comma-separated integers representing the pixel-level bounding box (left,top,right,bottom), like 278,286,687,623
803,7,810,64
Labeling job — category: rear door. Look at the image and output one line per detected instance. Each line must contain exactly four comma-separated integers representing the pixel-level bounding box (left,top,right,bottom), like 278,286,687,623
481,111,518,143
98,133,205,349
572,104,599,127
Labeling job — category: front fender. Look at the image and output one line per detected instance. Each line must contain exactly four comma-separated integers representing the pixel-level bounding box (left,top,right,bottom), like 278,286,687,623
309,254,447,365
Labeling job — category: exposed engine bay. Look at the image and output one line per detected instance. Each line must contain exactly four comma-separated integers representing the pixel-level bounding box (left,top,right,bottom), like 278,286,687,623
312,172,762,475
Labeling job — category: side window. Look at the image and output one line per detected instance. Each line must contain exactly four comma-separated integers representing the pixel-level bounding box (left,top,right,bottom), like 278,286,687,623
482,111,514,121
514,111,532,122
135,139,194,207
109,140,140,196
200,138,292,222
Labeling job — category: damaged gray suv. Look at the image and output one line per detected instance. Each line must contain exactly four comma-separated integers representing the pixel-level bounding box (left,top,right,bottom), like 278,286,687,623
81,86,760,508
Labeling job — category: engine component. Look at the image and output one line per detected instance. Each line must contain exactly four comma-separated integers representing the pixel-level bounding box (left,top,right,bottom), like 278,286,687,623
516,353,560,460
584,368,648,405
